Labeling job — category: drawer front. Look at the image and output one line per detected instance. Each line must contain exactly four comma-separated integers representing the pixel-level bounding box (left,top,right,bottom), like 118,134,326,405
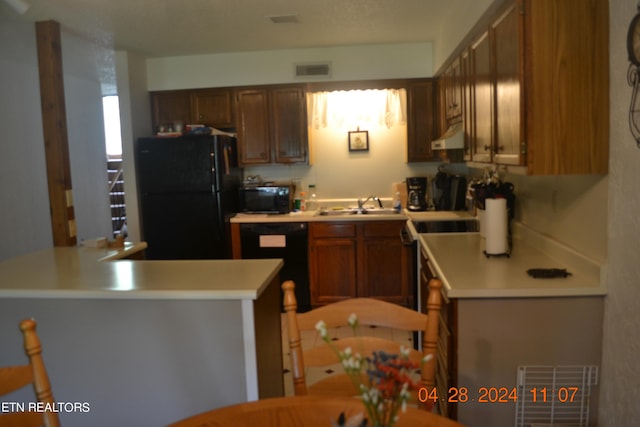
310,222,356,238
362,220,405,238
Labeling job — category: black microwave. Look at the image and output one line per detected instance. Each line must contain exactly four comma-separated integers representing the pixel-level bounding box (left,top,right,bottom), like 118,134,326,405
239,185,293,214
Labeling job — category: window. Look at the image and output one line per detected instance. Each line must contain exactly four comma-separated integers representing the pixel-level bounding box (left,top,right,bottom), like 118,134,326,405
102,96,126,237
102,95,122,158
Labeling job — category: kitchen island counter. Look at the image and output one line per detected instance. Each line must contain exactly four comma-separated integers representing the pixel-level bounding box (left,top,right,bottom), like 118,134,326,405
0,247,284,427
0,245,282,299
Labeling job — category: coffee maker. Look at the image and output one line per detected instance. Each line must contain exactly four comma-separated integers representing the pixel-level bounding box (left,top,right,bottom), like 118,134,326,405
406,177,428,211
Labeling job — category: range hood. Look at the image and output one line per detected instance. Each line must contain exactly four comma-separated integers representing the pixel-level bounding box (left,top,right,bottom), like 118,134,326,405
431,123,464,150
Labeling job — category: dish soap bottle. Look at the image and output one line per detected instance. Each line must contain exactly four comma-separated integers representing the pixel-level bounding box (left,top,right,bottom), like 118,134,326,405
299,191,307,211
393,191,402,212
307,184,318,211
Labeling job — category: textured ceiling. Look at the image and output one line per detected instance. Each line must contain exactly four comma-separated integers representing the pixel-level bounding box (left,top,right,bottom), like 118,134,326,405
1,0,491,58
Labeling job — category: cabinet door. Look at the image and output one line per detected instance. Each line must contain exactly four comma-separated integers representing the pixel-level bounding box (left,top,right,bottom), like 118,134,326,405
492,4,523,166
460,48,473,161
150,91,191,132
309,239,357,305
270,86,308,163
524,0,608,174
309,223,357,306
190,89,234,128
358,221,410,306
407,79,437,162
444,58,462,120
236,89,271,165
470,31,493,163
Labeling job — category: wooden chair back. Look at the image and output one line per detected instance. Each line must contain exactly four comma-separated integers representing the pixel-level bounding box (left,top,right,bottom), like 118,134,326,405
0,319,60,427
282,279,442,402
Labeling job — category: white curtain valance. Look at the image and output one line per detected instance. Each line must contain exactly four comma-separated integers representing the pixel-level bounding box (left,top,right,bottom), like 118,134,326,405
307,88,407,130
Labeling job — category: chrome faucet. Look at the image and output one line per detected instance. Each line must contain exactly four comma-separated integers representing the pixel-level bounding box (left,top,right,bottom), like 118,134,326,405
357,195,384,210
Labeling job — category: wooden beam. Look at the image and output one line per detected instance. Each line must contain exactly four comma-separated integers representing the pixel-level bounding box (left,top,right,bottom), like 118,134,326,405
35,20,77,246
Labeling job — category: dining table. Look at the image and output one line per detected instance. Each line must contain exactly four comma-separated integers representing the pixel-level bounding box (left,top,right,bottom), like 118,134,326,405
166,395,467,427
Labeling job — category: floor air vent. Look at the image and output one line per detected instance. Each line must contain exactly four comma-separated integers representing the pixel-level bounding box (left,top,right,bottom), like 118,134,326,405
295,63,331,78
515,365,598,427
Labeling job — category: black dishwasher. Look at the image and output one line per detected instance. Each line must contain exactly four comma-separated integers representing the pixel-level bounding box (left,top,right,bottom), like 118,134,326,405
240,222,310,312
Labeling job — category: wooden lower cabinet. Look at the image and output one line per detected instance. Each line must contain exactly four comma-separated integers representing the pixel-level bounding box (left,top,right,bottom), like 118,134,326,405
309,220,410,307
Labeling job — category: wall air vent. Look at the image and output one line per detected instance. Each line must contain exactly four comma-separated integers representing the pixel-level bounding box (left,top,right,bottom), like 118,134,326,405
516,365,599,427
294,63,332,79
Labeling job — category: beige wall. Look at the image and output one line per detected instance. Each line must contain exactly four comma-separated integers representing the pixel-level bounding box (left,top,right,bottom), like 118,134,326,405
0,15,113,260
599,0,640,424
146,43,434,90
504,173,608,263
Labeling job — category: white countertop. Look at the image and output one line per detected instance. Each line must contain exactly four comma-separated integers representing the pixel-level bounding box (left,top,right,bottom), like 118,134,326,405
0,245,283,300
419,227,606,299
231,209,475,224
406,210,475,222
87,241,148,261
231,210,406,223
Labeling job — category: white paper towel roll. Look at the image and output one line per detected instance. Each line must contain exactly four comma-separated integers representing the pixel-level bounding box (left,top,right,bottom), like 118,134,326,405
484,198,508,255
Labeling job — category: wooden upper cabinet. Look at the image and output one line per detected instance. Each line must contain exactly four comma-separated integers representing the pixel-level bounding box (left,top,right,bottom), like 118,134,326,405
150,91,191,132
523,0,609,174
460,48,473,161
190,89,234,128
442,0,608,174
470,31,493,164
492,3,523,166
444,57,462,121
151,88,234,132
407,79,437,162
236,84,308,166
236,88,271,164
270,86,308,163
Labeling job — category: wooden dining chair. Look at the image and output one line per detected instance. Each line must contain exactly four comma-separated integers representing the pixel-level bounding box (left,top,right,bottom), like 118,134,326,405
282,278,442,404
165,395,466,427
0,319,60,427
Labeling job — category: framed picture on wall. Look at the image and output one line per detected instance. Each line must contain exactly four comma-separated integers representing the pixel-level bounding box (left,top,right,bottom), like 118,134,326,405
348,130,369,152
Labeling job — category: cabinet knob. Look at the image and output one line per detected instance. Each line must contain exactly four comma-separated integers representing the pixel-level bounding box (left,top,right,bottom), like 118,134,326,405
199,114,204,119
483,145,492,151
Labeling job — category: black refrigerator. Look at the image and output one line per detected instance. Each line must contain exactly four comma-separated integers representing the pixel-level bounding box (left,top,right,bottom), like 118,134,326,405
135,134,242,259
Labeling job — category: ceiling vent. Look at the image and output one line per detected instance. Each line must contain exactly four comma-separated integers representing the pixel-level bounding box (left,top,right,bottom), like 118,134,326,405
267,14,299,24
295,63,332,79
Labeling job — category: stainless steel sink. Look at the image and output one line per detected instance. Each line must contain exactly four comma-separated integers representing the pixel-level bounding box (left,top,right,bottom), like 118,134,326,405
314,208,358,216
360,208,401,215
314,207,401,216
